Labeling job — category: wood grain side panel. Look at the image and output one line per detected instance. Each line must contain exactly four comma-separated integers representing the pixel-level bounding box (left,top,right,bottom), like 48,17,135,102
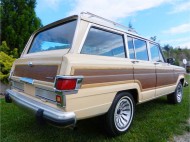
73,68,134,87
74,69,133,76
156,69,174,86
14,65,58,82
134,69,156,90
73,68,179,90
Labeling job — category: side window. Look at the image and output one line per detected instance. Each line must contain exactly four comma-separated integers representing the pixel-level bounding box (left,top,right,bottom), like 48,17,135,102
134,38,149,61
158,48,164,62
81,27,125,58
150,43,164,62
127,36,135,59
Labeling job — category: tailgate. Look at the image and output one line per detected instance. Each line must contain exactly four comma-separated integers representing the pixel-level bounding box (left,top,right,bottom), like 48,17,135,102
10,56,63,103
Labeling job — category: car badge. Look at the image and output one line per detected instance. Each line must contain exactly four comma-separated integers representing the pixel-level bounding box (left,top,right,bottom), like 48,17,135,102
28,61,33,67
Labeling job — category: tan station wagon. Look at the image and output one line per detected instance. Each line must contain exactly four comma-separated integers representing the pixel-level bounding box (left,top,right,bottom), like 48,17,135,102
5,12,188,136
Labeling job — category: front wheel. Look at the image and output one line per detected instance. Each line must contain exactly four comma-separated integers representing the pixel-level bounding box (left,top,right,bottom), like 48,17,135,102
167,82,183,104
104,92,135,136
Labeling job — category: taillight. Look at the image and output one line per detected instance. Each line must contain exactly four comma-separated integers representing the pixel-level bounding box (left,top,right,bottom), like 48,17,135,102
56,78,77,90
54,76,83,91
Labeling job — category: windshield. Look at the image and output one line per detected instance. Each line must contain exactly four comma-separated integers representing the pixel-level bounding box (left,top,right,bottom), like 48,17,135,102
28,20,77,54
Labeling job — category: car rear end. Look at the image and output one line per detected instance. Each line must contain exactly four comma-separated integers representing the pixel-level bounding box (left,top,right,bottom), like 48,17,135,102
5,15,80,127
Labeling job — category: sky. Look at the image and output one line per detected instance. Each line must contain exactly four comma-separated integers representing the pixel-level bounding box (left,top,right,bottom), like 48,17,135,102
35,0,190,49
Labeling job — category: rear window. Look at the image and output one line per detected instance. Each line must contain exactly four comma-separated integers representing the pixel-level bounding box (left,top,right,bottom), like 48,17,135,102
28,20,77,54
127,36,149,61
134,38,148,61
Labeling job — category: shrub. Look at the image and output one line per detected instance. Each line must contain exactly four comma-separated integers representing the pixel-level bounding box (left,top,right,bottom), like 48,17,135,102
0,52,15,84
0,41,16,84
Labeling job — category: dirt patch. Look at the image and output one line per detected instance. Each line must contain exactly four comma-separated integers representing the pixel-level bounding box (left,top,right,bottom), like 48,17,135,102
0,81,9,94
0,94,4,99
173,119,190,142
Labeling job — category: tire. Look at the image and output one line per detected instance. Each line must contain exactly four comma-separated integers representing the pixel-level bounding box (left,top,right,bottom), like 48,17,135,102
104,92,135,136
167,82,183,104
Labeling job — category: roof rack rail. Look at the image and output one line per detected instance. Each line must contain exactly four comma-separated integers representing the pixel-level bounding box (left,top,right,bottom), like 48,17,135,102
81,12,137,34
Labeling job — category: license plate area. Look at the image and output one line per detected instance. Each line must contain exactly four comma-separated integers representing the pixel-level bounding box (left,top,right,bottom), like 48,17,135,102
35,88,56,103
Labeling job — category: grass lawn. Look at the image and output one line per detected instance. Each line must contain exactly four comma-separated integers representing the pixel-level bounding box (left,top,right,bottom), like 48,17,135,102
0,75,189,142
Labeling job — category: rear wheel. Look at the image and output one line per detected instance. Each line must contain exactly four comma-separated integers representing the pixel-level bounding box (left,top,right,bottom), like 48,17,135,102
105,92,135,136
167,82,183,104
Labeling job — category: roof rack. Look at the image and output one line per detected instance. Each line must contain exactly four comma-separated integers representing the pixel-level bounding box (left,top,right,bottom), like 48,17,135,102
81,12,137,34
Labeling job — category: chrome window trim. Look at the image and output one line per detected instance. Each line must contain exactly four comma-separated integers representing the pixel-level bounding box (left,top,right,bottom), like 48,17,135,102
124,34,130,58
146,41,151,61
132,37,137,59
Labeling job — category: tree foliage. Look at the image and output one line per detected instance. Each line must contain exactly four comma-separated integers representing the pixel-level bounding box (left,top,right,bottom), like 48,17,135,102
150,36,157,41
1,0,42,54
162,45,190,66
0,42,16,84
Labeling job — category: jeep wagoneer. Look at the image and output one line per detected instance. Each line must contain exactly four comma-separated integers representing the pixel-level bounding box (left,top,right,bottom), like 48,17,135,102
5,12,188,136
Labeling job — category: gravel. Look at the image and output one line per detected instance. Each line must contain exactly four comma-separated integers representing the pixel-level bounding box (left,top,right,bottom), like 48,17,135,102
173,119,190,142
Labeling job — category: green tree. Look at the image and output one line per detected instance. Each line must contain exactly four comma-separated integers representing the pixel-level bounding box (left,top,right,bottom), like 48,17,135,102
0,0,42,55
163,44,173,58
0,41,10,54
150,36,157,41
0,41,19,58
128,21,133,29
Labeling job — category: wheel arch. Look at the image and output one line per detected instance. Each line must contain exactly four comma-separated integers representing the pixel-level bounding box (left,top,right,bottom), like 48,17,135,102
179,78,184,86
117,89,139,104
176,75,185,86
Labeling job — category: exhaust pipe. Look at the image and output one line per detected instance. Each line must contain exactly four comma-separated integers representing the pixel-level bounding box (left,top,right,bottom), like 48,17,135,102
5,93,12,103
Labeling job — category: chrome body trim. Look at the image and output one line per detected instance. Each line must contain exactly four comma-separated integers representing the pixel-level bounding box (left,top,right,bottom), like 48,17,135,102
6,89,76,126
20,77,34,84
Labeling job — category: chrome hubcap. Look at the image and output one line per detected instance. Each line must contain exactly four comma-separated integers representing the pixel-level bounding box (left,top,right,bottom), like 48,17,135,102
114,96,133,131
176,84,182,102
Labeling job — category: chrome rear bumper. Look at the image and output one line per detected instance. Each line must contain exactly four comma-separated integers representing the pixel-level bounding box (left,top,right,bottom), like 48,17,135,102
5,89,76,127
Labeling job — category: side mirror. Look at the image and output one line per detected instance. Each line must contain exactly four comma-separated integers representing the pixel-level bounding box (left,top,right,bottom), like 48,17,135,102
167,58,175,65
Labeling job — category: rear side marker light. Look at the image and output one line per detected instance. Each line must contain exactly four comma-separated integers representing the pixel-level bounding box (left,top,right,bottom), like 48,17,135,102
56,95,62,104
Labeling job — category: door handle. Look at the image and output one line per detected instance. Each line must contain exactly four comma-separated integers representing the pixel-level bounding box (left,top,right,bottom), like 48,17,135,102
154,62,160,65
131,60,139,64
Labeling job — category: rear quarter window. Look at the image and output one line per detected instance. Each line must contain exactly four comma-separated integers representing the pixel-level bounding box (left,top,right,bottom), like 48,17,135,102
81,27,126,58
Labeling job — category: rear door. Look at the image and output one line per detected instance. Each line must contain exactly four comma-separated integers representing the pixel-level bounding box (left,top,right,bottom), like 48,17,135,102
127,36,156,101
